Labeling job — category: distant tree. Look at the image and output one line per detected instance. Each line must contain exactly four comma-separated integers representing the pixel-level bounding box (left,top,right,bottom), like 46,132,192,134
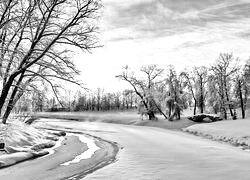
74,95,87,111
232,62,250,119
165,67,186,120
122,89,135,109
116,65,167,120
207,74,220,114
194,66,208,114
181,66,208,115
31,89,47,112
15,93,31,113
180,70,198,115
114,92,121,110
103,93,112,110
96,88,102,111
210,53,239,119
234,72,248,119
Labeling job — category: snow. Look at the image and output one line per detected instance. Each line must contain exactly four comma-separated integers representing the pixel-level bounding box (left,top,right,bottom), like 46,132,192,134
0,120,61,168
19,118,250,179
61,133,100,166
5,120,52,152
183,119,250,149
43,136,64,157
34,111,196,130
39,120,250,180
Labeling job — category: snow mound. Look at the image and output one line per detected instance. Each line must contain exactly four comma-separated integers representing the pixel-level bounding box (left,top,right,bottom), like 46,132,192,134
183,119,250,149
0,120,62,168
5,120,55,153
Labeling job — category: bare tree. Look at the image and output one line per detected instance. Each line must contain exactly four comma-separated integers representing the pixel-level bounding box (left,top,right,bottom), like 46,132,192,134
0,0,101,123
210,53,239,119
234,74,247,119
194,66,208,114
122,89,135,109
233,64,249,119
181,66,208,115
165,67,186,120
207,74,220,114
31,87,47,112
180,70,197,115
116,65,167,120
96,88,102,111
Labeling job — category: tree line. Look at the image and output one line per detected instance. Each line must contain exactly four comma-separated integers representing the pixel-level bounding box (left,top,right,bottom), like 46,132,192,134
73,89,136,111
9,52,250,122
15,88,137,113
117,53,250,121
12,52,250,122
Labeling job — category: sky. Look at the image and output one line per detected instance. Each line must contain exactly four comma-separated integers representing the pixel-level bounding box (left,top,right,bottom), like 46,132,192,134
73,0,250,92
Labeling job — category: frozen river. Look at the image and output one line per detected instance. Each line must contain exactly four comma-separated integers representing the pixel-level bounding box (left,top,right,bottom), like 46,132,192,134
36,119,250,180
2,119,250,180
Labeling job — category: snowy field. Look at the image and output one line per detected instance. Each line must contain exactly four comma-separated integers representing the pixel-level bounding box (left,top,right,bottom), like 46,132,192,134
34,110,196,130
183,118,250,149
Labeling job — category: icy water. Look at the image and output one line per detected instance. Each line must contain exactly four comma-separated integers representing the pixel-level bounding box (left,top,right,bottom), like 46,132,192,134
37,119,250,180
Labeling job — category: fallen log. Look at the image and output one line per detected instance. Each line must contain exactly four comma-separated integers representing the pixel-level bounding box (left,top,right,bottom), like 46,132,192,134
188,114,223,123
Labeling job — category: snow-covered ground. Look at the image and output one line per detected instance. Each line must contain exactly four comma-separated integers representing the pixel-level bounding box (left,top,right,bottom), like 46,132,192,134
5,120,54,152
37,119,250,180
3,117,250,179
0,120,64,168
34,111,196,130
183,119,250,149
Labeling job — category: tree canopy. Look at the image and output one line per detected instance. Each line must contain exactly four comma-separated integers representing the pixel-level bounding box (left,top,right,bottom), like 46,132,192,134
0,0,101,123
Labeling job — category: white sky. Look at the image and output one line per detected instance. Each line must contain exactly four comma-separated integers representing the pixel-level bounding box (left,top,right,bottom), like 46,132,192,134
73,0,250,92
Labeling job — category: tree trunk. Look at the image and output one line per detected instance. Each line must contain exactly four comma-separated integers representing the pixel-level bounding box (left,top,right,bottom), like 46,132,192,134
167,99,173,118
0,75,16,115
176,103,181,120
224,79,233,117
2,90,24,124
239,81,245,119
193,100,197,115
2,102,15,124
2,72,25,123
200,103,204,113
152,99,168,119
168,103,172,117
177,111,180,120
226,93,233,117
223,106,227,120
200,92,204,113
148,110,156,120
130,97,133,108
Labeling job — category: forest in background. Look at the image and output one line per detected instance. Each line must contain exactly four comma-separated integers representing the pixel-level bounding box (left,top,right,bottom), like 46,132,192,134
15,53,250,121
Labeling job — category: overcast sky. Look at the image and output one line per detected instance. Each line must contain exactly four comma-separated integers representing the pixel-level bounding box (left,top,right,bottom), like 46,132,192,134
74,0,250,92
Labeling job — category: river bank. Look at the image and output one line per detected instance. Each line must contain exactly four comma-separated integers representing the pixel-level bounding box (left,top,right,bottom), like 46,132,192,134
0,119,119,180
